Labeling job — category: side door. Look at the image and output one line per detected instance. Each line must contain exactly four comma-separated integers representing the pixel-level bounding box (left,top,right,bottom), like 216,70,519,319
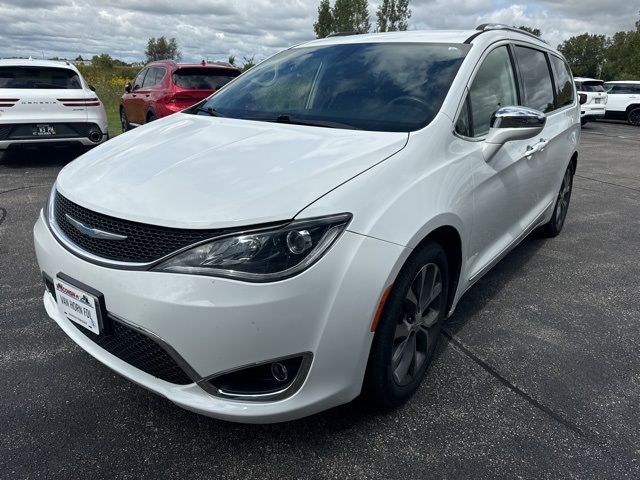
512,45,571,210
456,44,545,281
126,68,148,125
605,84,630,113
134,67,158,124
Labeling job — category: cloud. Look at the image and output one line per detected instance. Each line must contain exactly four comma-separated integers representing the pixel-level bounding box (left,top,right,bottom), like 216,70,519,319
0,0,637,63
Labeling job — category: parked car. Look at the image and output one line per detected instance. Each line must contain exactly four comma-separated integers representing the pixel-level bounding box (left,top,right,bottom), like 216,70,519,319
574,77,607,125
0,58,107,150
34,25,579,423
119,60,241,131
603,81,640,126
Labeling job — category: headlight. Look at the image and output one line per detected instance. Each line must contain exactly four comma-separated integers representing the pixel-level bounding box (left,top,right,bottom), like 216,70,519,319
153,213,352,281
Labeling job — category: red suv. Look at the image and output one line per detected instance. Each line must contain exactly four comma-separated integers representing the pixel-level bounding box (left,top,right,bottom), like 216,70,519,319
119,60,241,131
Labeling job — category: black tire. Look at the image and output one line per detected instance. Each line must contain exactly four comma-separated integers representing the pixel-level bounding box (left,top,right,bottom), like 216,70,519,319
363,241,449,408
628,107,640,126
120,107,130,132
147,112,156,123
580,118,587,126
539,161,575,238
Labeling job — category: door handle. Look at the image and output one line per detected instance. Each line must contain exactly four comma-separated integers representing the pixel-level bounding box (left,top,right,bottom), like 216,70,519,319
132,94,137,97
525,138,548,157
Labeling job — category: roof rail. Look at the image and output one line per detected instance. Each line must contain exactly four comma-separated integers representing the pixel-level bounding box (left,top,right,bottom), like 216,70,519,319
475,23,548,44
326,32,358,37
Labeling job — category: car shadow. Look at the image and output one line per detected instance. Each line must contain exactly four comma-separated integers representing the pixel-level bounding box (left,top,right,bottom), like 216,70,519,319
0,145,86,168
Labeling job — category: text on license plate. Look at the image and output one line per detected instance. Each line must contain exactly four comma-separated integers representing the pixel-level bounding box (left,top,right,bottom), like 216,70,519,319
33,124,56,136
55,278,101,334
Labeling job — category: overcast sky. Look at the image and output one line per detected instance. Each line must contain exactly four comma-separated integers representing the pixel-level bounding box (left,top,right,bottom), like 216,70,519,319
0,0,637,63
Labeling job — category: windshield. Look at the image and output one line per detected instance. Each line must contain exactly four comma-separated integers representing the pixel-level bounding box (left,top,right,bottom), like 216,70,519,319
190,42,470,132
0,66,82,89
173,67,240,89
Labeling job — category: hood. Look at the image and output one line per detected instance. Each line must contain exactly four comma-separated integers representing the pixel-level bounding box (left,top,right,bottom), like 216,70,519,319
57,113,408,229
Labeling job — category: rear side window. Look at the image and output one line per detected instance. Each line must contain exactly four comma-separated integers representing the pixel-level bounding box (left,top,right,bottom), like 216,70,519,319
514,46,555,113
549,55,574,108
466,46,518,137
606,84,640,94
173,68,240,89
0,66,81,89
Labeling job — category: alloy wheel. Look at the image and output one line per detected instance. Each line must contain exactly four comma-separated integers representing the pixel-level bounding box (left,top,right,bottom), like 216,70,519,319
392,263,443,386
629,108,640,126
555,167,573,230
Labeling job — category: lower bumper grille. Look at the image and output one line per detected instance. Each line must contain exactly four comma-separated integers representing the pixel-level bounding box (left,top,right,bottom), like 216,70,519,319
72,316,193,385
0,122,102,141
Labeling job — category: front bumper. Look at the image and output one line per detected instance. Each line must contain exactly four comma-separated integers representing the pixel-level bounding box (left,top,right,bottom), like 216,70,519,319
34,211,407,423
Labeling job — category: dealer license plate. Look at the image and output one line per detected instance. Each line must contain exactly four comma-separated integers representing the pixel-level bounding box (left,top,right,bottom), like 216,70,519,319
55,277,101,334
33,124,56,136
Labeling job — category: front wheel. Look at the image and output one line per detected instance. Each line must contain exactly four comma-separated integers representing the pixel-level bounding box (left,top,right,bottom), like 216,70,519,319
363,242,449,408
539,162,574,237
628,108,640,126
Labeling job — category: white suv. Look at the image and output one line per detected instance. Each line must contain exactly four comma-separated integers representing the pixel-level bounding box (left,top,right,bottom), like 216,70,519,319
574,77,607,125
604,81,640,126
0,59,108,150
34,25,579,423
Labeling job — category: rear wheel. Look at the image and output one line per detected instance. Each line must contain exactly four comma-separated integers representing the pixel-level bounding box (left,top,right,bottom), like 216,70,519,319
580,118,587,126
363,242,448,408
120,108,130,132
628,107,640,126
539,162,574,237
147,112,156,123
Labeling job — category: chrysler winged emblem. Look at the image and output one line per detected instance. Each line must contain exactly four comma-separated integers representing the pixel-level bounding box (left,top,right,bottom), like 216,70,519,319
65,214,128,241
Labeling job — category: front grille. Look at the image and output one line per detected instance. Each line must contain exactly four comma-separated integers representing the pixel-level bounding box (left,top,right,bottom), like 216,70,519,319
53,191,224,263
73,317,193,385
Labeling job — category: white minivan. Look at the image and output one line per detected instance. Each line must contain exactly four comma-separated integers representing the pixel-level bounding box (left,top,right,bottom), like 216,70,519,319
34,25,580,423
0,59,108,150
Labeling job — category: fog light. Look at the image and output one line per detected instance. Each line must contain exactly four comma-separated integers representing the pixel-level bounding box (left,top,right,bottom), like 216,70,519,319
206,353,312,401
271,362,288,382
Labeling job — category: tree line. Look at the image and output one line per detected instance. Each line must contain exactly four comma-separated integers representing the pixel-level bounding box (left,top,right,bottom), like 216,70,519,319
314,0,411,38
558,19,640,80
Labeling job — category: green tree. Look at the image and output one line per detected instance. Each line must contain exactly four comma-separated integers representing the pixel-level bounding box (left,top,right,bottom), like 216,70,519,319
516,25,541,37
377,0,411,32
145,37,181,62
558,33,608,78
91,53,114,69
314,0,334,38
332,0,370,34
602,20,640,80
241,55,256,72
228,55,236,66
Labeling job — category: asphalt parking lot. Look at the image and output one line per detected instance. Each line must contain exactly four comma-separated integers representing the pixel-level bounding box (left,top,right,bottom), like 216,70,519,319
1,121,639,479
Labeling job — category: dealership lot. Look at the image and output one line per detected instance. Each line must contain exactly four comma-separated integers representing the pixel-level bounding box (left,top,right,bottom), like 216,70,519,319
1,121,639,479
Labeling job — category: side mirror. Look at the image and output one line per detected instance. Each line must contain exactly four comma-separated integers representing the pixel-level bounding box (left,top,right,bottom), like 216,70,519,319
88,84,96,92
483,106,546,161
124,82,132,94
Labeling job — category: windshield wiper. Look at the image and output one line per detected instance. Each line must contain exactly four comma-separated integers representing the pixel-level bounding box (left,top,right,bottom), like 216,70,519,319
194,106,224,117
273,115,361,130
